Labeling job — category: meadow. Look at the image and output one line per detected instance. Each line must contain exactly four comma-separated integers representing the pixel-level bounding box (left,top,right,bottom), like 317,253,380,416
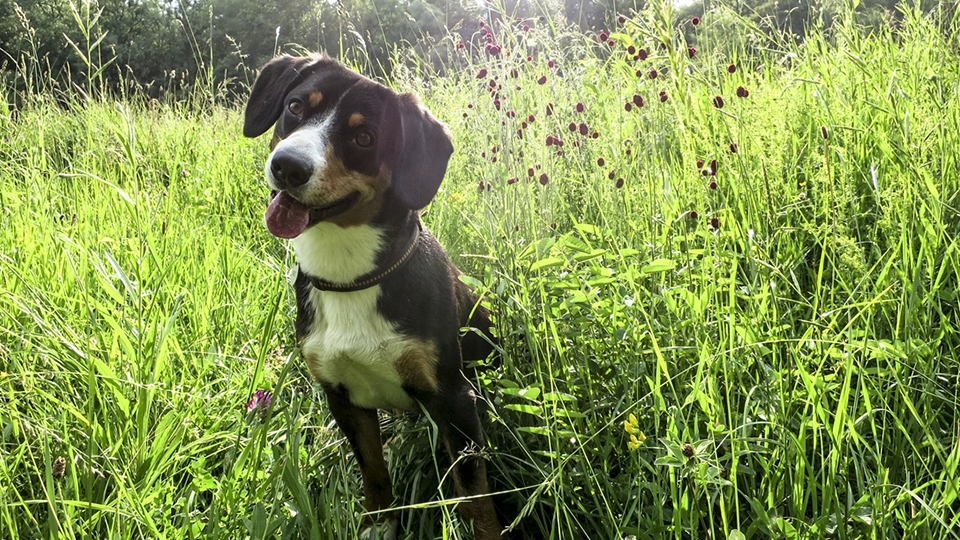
2,2,959,539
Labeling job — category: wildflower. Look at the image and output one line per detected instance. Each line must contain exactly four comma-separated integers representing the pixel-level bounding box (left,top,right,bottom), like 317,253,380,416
246,389,273,420
478,180,486,192
505,110,516,118
627,45,636,55
547,59,556,68
591,131,599,139
457,42,465,49
648,68,658,80
615,178,624,188
632,94,644,107
527,167,535,177
579,123,589,136
608,40,615,47
618,15,626,25
489,78,497,89
691,16,700,26
710,159,718,172
709,217,721,229
597,157,605,166
713,95,725,108
727,63,737,74
659,90,668,102
628,432,646,450
608,170,616,180
820,126,829,140
729,143,737,153
682,443,695,458
52,456,67,479
522,24,530,31
736,86,749,98
688,47,697,58
624,102,632,112
696,159,704,169
709,180,718,190
507,177,518,185
599,31,609,42
575,102,585,113
537,75,547,85
528,114,536,123
487,45,501,56
568,122,577,132
476,67,488,79
539,173,549,185
637,48,648,60
545,103,554,116
493,99,501,110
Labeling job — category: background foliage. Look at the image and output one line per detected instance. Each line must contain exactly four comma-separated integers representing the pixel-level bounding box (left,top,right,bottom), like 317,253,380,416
2,0,960,539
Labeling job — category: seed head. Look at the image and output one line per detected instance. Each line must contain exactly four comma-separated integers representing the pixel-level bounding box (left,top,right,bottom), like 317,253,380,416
820,126,829,140
53,456,67,479
682,443,695,458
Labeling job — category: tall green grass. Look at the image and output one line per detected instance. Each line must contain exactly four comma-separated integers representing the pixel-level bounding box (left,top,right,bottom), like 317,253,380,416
2,2,959,539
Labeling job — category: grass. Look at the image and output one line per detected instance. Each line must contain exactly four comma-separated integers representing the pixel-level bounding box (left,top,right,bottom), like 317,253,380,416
2,1,959,539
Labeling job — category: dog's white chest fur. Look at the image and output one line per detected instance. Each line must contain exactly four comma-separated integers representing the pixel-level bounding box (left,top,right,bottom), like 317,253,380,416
294,223,416,411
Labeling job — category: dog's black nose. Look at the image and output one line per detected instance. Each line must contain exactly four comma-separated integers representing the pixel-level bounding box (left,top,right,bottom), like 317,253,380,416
270,149,314,189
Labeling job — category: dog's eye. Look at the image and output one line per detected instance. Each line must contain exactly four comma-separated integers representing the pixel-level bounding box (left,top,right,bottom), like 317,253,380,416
287,99,304,116
354,131,374,148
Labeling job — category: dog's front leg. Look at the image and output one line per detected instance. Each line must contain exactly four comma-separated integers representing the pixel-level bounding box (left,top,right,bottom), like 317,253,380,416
323,385,398,539
428,383,505,540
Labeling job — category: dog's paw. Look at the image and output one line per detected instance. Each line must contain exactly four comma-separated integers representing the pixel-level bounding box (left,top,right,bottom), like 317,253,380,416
359,518,399,540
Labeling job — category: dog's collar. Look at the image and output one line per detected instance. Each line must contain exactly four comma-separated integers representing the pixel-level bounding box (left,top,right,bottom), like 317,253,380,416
303,221,422,293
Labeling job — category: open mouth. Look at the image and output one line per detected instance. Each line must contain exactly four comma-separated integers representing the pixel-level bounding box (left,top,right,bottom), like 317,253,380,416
265,190,360,239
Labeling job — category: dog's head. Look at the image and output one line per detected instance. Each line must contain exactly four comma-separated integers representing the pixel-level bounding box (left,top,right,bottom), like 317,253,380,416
243,54,453,238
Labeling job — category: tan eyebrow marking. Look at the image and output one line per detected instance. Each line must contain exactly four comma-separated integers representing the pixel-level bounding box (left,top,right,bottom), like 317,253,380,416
309,91,323,107
349,112,365,128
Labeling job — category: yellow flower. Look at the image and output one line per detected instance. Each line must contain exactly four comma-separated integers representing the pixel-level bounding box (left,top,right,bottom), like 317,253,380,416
628,432,646,450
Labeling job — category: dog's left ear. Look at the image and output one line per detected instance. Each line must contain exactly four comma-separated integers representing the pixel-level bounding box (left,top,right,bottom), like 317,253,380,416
244,54,326,138
390,94,454,210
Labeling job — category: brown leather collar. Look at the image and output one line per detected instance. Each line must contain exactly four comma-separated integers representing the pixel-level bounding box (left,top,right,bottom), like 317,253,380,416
304,221,421,293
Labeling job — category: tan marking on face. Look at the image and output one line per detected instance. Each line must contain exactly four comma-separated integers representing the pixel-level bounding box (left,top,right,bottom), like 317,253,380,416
309,91,323,107
394,340,439,392
270,134,281,150
307,149,391,228
349,112,365,128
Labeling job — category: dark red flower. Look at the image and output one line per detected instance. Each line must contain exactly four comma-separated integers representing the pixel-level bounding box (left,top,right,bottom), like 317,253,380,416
608,170,616,180
489,78,497,89
599,31,609,42
624,102,632,111
546,103,554,116
505,110,516,118
637,48,648,60
575,102,585,113
539,173,549,185
528,167,535,177
691,17,700,26
618,15,626,25
709,180,718,190
736,86,749,98
487,45,501,56
688,47,697,58
727,63,737,74
493,99,501,110
689,210,699,220
522,24,530,31
710,159,718,171
457,42,465,49
633,94,644,107
510,68,519,78
713,95,725,108
591,131,600,139
608,39,616,47
528,114,536,123
476,68,488,79
548,59,556,68
696,159,704,169
627,45,636,55
615,178,624,188
709,217,721,229
507,177,518,185
648,69,658,79
568,122,577,132
537,75,547,85
659,91,668,102
479,20,486,27
597,157,605,166
546,136,554,146
579,123,589,135
729,143,737,153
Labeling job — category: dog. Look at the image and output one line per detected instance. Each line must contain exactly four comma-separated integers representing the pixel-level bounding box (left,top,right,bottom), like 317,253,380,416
243,54,504,540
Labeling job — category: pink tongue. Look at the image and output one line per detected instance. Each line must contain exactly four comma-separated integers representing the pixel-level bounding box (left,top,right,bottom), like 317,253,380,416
265,192,311,239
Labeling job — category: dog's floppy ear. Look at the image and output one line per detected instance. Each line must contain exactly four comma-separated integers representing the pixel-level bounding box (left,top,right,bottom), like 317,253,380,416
244,54,323,138
390,94,454,210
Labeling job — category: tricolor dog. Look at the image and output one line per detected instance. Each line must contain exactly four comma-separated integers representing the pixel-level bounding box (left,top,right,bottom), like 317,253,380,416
243,54,504,539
